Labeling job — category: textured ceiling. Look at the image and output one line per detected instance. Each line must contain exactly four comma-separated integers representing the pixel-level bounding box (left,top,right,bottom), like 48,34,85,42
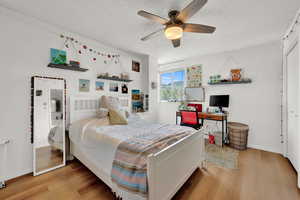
1,0,299,64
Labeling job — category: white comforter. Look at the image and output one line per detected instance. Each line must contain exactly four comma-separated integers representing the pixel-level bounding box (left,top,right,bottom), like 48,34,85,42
69,115,195,200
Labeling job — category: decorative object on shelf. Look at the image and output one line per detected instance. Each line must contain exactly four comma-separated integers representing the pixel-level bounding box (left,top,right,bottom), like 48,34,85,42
69,60,80,68
187,65,202,87
59,34,120,64
208,79,252,85
79,79,90,92
132,61,140,72
109,82,118,92
209,75,222,84
231,69,242,81
97,74,132,82
151,82,157,89
120,73,129,80
95,81,104,91
121,84,128,94
50,48,67,65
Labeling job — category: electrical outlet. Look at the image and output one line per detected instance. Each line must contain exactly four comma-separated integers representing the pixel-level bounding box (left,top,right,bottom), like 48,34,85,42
0,139,10,145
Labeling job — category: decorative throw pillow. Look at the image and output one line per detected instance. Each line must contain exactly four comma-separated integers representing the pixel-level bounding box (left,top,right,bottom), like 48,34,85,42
108,109,128,125
100,96,121,110
96,108,109,118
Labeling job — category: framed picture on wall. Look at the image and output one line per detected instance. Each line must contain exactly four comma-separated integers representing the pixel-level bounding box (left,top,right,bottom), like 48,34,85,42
109,82,118,92
121,84,128,94
79,79,90,92
132,61,140,72
95,81,104,91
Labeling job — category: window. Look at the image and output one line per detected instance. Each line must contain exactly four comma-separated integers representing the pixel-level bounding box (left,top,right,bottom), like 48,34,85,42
160,70,185,102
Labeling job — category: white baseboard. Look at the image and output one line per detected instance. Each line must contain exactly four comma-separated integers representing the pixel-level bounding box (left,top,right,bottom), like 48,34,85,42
6,168,32,181
247,143,282,155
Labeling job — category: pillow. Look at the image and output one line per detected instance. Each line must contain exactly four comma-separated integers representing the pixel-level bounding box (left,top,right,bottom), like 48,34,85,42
108,109,128,125
100,96,121,110
96,108,109,118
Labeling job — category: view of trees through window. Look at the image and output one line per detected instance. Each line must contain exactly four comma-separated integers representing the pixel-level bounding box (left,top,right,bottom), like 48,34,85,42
160,70,185,101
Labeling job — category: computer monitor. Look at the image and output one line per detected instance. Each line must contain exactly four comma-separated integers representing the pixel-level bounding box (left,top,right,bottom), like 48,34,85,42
209,95,229,113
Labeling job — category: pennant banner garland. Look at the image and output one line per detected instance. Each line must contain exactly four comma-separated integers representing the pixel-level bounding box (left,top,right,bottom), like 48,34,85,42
60,34,121,64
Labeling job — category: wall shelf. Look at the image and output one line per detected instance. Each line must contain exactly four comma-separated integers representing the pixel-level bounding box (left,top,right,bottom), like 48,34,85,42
208,80,252,85
48,63,88,72
97,76,133,82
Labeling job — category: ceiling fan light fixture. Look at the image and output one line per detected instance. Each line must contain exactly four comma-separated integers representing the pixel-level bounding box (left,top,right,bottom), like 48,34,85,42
164,25,183,40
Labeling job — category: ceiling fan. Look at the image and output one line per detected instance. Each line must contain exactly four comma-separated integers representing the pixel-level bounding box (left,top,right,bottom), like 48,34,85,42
138,0,216,48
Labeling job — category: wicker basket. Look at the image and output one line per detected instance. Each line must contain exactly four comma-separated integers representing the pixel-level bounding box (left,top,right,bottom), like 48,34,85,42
228,122,249,150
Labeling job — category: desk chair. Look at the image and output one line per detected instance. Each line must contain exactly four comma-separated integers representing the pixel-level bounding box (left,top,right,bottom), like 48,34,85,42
180,111,201,130
187,104,202,112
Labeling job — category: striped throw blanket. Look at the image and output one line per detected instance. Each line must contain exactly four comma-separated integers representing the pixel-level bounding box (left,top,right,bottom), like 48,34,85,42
111,124,194,197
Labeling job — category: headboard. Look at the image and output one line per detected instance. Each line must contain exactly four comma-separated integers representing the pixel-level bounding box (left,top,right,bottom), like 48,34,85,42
69,95,130,124
69,95,100,124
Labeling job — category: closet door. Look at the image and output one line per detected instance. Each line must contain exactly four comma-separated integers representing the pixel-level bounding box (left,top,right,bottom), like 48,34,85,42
287,42,299,171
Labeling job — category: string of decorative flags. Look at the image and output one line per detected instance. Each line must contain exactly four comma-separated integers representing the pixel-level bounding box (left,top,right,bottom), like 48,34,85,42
60,34,121,64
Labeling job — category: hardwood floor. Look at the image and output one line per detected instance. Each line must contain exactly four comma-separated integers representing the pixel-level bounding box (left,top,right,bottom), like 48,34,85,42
1,148,299,200
36,146,63,173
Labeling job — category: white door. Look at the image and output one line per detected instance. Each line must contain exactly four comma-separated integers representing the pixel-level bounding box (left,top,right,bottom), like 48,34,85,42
287,42,299,171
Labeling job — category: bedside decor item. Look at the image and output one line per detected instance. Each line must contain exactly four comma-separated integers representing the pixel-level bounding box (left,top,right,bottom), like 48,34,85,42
187,65,202,87
79,79,90,92
50,48,67,65
132,61,140,72
231,69,242,81
109,82,118,92
121,84,128,94
95,81,104,91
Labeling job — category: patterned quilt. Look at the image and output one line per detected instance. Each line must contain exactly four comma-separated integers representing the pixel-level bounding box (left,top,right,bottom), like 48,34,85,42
111,124,194,197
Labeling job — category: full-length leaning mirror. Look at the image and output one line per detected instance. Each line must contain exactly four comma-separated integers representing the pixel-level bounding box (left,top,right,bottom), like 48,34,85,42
32,76,66,176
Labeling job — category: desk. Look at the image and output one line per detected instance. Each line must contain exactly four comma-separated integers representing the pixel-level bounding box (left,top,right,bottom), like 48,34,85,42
176,112,228,146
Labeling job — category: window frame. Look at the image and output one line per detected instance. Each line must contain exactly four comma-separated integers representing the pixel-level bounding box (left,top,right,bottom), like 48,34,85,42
159,68,186,103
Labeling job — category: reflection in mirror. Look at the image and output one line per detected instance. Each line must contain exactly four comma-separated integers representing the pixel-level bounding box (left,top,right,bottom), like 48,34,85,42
33,77,65,175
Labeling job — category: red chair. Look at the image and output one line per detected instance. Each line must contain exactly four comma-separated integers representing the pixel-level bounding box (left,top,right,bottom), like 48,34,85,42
187,104,202,112
180,111,201,130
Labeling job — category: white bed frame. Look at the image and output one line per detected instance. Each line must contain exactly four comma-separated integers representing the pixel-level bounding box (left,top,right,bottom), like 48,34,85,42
69,95,205,200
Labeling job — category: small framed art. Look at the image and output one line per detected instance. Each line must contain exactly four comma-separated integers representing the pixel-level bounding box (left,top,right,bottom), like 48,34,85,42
79,79,90,92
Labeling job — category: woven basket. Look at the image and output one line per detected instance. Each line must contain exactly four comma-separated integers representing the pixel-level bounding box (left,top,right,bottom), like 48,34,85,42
228,122,249,150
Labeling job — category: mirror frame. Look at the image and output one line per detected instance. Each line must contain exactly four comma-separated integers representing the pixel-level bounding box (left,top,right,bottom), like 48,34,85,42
31,76,66,176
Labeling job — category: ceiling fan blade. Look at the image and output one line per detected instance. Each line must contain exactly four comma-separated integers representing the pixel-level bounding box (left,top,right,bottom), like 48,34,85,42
177,0,208,22
184,23,216,33
138,10,169,25
171,39,181,48
141,29,164,41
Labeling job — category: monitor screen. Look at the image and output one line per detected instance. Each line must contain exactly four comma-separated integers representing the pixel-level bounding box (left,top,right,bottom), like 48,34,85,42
209,95,229,108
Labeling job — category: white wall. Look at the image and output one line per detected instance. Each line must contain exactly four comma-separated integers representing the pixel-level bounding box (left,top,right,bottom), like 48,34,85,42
156,41,283,154
0,7,148,180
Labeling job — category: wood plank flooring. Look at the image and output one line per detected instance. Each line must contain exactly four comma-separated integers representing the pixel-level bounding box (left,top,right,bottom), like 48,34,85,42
1,148,299,200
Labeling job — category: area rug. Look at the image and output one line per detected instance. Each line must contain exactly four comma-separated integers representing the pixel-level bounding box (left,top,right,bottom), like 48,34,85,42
205,142,239,169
